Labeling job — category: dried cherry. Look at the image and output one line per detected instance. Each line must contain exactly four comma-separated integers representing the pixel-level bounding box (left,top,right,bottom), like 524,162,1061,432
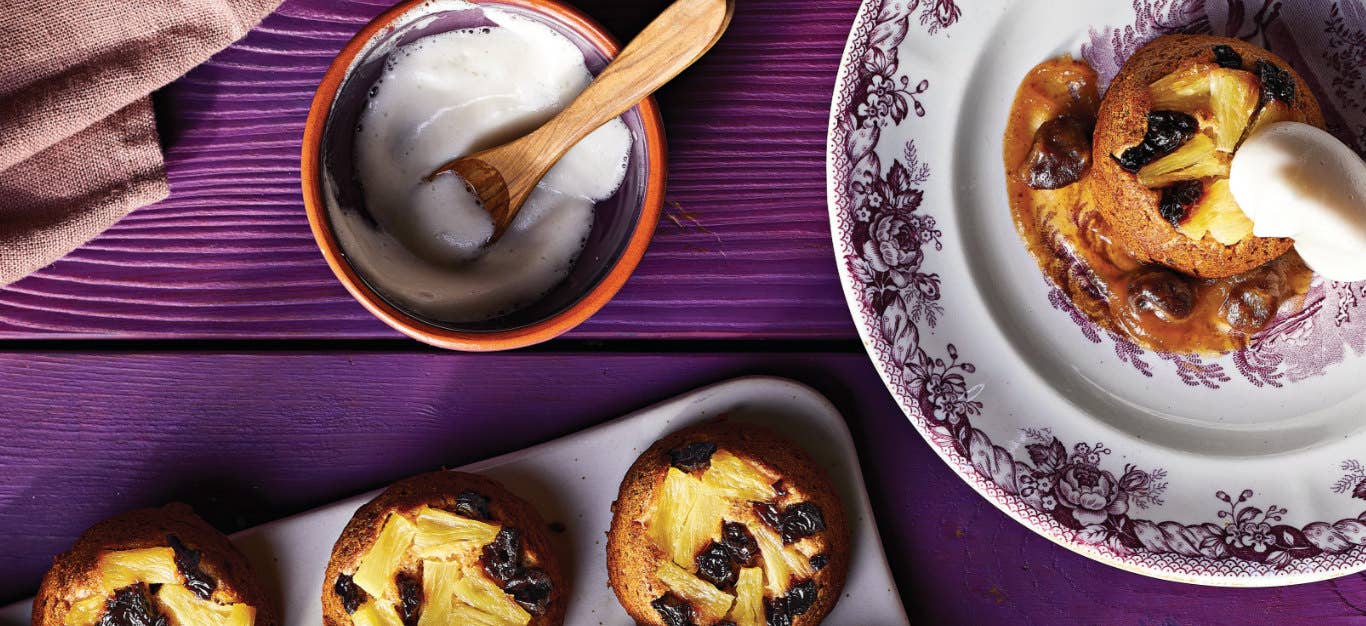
1159,180,1204,226
651,593,696,626
1113,111,1199,172
334,573,367,614
668,442,717,472
753,502,782,530
98,586,168,626
695,542,738,589
167,534,216,601
1128,269,1196,322
721,521,760,567
481,528,524,586
504,568,553,615
764,597,793,626
779,502,826,544
1023,114,1095,189
395,572,422,626
785,580,818,616
1212,45,1244,69
454,491,491,520
1255,60,1295,104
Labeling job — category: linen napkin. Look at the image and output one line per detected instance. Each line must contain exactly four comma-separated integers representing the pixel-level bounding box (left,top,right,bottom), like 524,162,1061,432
0,0,283,286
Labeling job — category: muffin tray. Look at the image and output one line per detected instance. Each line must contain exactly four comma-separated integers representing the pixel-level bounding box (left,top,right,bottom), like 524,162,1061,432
0,376,909,625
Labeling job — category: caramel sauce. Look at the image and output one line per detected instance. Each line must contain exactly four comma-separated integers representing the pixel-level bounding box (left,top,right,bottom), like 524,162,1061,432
1003,57,1312,354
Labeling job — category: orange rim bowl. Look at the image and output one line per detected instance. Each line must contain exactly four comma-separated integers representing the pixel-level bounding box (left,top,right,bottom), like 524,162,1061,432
300,0,666,351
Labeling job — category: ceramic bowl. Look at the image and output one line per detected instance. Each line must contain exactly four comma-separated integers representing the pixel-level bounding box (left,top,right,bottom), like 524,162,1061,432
302,0,665,351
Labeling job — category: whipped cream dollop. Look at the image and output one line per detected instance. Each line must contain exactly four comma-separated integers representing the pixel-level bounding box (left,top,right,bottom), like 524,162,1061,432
1228,121,1366,282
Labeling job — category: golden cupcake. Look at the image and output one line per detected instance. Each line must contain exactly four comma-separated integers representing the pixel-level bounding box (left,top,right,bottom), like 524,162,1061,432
1092,34,1324,278
32,503,274,626
606,422,848,626
322,471,564,626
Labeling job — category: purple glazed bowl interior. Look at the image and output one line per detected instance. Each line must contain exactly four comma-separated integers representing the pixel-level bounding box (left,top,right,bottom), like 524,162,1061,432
318,1,655,333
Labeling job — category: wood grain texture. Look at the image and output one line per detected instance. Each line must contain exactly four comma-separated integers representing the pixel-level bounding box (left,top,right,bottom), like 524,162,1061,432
2,351,1366,624
0,0,859,340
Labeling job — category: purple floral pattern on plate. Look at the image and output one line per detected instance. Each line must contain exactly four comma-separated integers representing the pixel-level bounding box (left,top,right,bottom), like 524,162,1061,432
829,0,1366,580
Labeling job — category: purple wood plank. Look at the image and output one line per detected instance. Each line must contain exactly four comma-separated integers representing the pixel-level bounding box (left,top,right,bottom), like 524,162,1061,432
0,0,859,340
2,352,1365,623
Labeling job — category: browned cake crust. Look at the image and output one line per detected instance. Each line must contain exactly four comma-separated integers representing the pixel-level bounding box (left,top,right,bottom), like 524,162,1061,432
321,470,565,626
32,503,276,626
606,421,850,626
1092,34,1323,277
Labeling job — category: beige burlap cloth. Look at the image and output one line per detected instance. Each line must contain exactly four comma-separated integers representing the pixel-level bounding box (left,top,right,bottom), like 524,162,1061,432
0,0,283,286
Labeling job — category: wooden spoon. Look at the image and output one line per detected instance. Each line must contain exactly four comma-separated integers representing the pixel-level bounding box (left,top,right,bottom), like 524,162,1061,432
428,0,734,241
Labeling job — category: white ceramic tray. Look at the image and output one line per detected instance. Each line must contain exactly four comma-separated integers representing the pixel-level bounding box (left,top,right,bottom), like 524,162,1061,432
1,376,908,625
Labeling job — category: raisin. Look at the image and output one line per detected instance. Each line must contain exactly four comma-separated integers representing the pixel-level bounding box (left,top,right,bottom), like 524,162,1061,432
651,593,696,626
772,480,788,497
1128,269,1196,322
1158,180,1204,226
764,597,793,626
785,580,818,616
808,554,829,570
455,491,492,520
481,528,524,586
98,586,168,626
1023,114,1095,190
716,622,737,626
695,542,738,589
1255,59,1295,104
334,573,367,614
753,502,782,530
395,572,422,626
779,502,826,544
504,568,553,615
721,521,760,567
1212,44,1244,69
1114,111,1199,172
668,441,717,472
165,535,217,601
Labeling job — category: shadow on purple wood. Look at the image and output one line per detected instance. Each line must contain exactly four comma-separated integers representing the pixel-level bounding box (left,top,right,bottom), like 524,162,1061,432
0,0,858,341
2,352,1366,623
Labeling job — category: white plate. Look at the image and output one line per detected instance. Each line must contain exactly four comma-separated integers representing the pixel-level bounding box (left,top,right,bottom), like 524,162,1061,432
0,376,908,625
827,0,1366,586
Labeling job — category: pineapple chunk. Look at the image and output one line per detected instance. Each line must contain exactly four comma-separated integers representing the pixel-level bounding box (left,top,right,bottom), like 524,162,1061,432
352,600,405,626
651,468,724,568
656,560,735,621
447,603,515,626
354,513,418,601
1149,62,1214,112
156,584,254,626
701,452,777,502
1137,134,1229,187
63,595,108,626
412,506,501,560
727,568,764,626
1202,180,1255,245
751,522,812,597
450,568,531,626
1246,100,1295,139
1209,68,1259,151
99,548,180,593
418,560,460,626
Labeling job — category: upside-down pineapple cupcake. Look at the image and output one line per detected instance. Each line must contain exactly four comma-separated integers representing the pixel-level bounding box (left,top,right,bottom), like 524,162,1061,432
32,503,274,626
322,471,565,626
607,422,849,626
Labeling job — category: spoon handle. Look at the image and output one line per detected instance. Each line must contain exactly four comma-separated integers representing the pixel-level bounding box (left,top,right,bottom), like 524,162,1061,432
522,0,734,159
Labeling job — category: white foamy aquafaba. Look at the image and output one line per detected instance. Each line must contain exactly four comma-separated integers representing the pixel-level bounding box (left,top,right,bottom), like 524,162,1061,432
334,6,632,322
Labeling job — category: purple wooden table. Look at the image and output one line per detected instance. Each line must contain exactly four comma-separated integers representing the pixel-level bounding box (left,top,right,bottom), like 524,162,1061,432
2,1,1365,624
